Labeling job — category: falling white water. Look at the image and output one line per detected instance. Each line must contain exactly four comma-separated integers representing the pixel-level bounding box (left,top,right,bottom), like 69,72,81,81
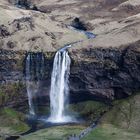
26,53,44,116
48,45,72,123
26,54,35,115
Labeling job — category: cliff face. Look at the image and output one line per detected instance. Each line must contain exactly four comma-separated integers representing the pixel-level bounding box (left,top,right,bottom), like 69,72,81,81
69,43,140,102
0,50,54,107
0,50,25,107
0,50,25,83
0,43,140,107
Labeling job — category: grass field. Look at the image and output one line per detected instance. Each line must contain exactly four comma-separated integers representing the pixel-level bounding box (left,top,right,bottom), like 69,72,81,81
19,125,85,140
82,124,140,140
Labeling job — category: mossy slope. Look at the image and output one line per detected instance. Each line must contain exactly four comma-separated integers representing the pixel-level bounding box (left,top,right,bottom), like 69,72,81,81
83,94,140,140
0,107,30,138
19,125,85,140
70,101,110,123
82,124,140,140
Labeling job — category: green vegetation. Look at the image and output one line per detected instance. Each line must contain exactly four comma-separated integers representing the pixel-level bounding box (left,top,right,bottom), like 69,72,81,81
102,94,140,133
70,101,110,123
19,101,111,140
0,107,30,137
19,125,85,140
82,124,140,140
82,94,140,140
1,94,140,140
0,91,8,106
0,82,25,106
36,106,50,116
45,52,55,59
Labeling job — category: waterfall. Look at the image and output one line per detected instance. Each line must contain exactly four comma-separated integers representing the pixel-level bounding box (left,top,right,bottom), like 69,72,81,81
48,45,72,123
25,52,45,116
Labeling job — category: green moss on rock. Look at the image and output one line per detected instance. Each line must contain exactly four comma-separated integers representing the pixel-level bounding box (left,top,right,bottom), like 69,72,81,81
82,124,140,140
70,101,110,123
82,94,140,140
45,52,55,59
0,107,30,137
102,94,140,133
0,91,8,106
0,82,26,106
37,106,50,116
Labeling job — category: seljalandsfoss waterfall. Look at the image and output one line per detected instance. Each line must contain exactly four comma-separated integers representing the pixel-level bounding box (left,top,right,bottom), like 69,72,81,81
25,52,45,116
48,45,73,123
1,1,140,140
25,45,74,123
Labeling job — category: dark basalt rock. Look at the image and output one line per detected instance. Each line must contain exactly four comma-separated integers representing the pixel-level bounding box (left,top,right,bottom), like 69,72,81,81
16,0,31,9
71,18,87,31
0,49,24,82
0,25,10,38
6,135,20,140
69,42,140,102
10,17,35,32
7,41,16,49
32,5,39,11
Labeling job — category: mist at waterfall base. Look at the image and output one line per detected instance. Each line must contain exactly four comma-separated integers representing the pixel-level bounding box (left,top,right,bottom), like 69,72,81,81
25,46,78,125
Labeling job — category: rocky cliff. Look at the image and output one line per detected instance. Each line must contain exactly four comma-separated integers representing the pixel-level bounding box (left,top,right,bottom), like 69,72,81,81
70,42,140,101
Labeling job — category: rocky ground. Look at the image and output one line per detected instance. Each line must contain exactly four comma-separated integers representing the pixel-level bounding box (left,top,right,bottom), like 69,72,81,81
0,0,140,139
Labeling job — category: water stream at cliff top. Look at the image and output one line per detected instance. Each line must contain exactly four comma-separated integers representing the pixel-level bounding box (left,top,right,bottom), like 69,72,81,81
48,45,73,123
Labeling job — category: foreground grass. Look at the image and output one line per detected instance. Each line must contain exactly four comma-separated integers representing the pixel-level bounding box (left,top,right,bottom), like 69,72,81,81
19,123,140,140
82,124,140,140
1,94,140,140
19,125,85,140
0,107,30,137
69,101,110,123
82,94,140,140
20,95,140,140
